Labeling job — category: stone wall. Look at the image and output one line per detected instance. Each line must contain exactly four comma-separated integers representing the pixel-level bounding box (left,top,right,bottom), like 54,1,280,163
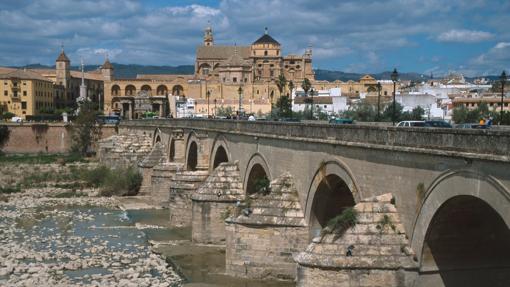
225,223,308,280
1,123,116,154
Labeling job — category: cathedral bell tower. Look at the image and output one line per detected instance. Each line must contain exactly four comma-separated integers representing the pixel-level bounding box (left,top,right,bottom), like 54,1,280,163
204,21,214,46
55,45,70,88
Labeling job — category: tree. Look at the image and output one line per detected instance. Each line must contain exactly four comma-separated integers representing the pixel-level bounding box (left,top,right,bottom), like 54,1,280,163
215,106,234,117
288,81,294,96
301,78,311,96
452,105,468,124
382,102,403,122
0,125,10,154
276,74,287,97
342,101,377,122
275,95,292,118
70,101,102,156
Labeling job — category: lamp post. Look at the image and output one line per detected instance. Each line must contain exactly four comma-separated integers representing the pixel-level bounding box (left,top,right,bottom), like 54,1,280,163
206,90,210,118
376,82,382,121
214,98,217,117
500,71,507,125
391,68,399,126
310,88,315,120
238,86,243,118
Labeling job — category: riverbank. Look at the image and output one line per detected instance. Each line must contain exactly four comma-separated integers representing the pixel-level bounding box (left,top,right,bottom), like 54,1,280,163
0,162,182,287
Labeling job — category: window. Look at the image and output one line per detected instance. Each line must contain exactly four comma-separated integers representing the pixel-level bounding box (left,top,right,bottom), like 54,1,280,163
384,91,387,96
324,105,327,108
23,91,27,96
21,102,27,109
3,91,6,96
233,77,237,83
276,50,279,56
270,64,274,67
244,78,247,83
264,50,268,56
270,70,274,77
13,91,18,97
296,65,301,69
257,90,259,94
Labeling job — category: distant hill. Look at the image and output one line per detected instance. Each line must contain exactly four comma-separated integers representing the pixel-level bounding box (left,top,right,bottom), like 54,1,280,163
314,69,425,82
11,63,501,82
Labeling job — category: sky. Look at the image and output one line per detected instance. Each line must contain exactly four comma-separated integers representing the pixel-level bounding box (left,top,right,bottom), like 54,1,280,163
0,0,509,77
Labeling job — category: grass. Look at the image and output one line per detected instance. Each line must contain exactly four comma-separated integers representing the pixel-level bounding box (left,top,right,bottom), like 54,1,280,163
0,185,21,194
321,207,358,238
0,153,86,164
54,190,87,198
253,177,270,195
376,214,396,233
3,164,143,197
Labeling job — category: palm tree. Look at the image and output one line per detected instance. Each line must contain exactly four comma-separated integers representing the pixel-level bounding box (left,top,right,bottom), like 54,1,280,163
301,78,312,118
276,74,287,98
301,78,311,97
288,81,294,97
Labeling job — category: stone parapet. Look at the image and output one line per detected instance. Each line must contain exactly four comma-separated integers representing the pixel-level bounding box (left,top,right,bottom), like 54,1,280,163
294,193,418,287
168,169,209,226
225,173,308,280
191,162,244,244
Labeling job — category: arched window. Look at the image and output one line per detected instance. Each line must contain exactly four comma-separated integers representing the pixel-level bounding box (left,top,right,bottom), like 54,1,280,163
156,85,168,96
111,85,120,96
125,85,136,96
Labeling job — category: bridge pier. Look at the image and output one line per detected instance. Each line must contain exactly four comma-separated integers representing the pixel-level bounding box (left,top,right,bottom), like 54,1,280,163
150,162,184,206
294,193,418,287
138,142,166,195
225,173,308,280
191,162,243,245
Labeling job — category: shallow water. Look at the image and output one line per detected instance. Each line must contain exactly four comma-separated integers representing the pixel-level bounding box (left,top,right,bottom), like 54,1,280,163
127,209,294,287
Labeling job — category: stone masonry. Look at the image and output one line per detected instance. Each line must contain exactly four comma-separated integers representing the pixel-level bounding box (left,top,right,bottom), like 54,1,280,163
97,133,152,167
294,193,418,287
150,162,184,206
168,169,209,226
138,142,166,195
225,173,308,281
191,162,244,245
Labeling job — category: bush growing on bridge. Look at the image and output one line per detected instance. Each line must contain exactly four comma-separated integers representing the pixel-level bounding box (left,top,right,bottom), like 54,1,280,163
320,207,358,240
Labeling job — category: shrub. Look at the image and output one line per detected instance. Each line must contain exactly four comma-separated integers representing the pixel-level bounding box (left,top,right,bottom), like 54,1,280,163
0,185,21,194
99,166,142,196
321,207,358,238
376,214,396,233
253,177,270,195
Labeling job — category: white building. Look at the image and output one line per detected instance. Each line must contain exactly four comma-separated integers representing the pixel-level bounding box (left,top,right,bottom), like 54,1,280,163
292,87,348,115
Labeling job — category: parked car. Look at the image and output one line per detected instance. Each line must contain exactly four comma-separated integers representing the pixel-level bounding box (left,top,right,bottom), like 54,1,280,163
396,121,425,127
424,120,452,128
329,118,354,124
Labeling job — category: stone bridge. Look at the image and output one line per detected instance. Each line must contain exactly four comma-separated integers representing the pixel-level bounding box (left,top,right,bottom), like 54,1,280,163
99,119,510,287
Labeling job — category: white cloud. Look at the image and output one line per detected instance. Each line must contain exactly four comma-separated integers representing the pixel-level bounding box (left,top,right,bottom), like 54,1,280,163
437,29,493,43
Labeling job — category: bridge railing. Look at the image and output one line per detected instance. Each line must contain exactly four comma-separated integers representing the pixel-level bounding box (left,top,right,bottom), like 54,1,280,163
121,119,510,158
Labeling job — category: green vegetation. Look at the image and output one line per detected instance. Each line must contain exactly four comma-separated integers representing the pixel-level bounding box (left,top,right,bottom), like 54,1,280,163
0,185,21,194
253,177,270,195
1,164,142,197
54,190,87,198
0,125,10,154
321,207,358,238
70,101,102,156
376,214,396,233
0,153,85,164
452,102,510,124
215,106,234,117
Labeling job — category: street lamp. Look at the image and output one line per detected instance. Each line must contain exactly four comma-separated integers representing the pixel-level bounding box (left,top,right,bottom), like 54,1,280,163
391,68,399,126
310,88,315,120
500,71,507,125
214,98,217,117
238,86,243,118
376,82,382,121
206,90,210,118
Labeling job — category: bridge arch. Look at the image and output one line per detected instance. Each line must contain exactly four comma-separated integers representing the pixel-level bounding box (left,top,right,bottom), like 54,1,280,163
168,137,176,162
210,135,230,171
412,170,510,286
153,128,162,145
185,132,200,171
244,153,272,195
304,160,360,239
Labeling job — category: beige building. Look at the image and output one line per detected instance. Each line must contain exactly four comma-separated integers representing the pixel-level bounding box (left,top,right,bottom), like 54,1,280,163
0,69,55,118
104,26,316,118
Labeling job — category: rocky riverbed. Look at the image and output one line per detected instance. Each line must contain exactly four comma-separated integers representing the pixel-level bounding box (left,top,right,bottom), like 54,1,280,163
0,185,182,287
